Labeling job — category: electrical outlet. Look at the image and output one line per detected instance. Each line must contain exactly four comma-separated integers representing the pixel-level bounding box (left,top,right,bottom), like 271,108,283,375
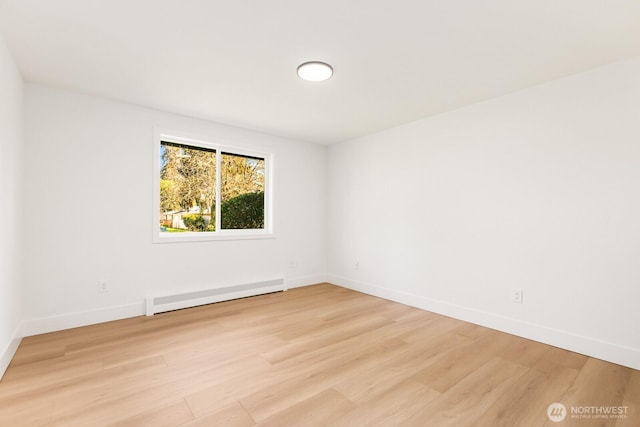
288,261,298,270
98,280,109,294
511,289,523,304
354,261,360,270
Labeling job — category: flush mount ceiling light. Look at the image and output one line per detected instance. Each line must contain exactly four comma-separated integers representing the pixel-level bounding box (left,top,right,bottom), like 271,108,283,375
297,61,333,82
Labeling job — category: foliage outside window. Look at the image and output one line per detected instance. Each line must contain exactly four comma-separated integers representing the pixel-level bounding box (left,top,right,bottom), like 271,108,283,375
154,132,271,242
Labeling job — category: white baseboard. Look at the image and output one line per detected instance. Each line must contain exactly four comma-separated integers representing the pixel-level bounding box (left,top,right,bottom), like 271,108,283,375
19,276,329,338
328,274,640,371
284,274,329,289
21,303,145,337
0,323,22,380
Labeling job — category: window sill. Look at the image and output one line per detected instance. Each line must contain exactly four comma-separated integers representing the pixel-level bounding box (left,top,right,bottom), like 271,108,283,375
153,231,276,244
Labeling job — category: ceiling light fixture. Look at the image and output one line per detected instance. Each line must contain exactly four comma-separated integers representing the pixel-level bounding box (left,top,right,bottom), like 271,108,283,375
297,61,333,82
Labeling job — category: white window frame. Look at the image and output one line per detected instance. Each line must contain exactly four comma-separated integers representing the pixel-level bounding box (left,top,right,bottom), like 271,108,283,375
153,128,274,243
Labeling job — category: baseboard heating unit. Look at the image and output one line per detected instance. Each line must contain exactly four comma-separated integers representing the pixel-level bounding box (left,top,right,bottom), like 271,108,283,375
145,278,286,316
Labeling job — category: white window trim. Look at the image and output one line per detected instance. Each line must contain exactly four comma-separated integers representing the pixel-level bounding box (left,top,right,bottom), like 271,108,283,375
153,128,274,243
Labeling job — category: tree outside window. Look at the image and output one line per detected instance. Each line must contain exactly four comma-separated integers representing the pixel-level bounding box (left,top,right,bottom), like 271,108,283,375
159,141,266,234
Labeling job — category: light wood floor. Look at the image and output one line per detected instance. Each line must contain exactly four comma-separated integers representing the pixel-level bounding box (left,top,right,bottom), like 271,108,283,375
1,284,638,426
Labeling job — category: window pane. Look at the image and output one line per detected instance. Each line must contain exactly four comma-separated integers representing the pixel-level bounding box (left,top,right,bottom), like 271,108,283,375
160,141,216,233
220,152,265,229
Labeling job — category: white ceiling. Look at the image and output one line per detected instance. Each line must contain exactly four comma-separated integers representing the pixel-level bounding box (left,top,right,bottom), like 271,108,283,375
1,1,639,144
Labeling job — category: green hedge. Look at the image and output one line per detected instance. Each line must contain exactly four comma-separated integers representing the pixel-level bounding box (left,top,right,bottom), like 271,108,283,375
182,214,207,231
221,192,264,229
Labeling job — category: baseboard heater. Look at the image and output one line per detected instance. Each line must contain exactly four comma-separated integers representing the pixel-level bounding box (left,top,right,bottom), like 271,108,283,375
145,278,286,316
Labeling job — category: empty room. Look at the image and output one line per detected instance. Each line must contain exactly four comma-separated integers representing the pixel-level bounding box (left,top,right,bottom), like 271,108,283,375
1,1,639,426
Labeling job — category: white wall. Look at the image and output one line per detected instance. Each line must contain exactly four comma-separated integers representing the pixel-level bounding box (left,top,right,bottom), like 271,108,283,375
22,85,327,334
0,35,23,378
328,57,640,369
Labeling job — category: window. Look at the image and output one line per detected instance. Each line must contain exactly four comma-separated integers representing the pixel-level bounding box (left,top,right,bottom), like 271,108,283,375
153,130,272,242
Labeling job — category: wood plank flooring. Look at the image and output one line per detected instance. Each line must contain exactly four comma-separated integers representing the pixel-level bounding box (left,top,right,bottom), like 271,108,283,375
0,283,638,426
